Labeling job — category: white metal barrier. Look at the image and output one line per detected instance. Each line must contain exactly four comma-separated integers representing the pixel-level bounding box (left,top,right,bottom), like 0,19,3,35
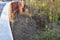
0,2,13,40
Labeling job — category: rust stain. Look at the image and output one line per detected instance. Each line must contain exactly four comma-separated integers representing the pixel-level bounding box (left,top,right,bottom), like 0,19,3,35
8,2,30,26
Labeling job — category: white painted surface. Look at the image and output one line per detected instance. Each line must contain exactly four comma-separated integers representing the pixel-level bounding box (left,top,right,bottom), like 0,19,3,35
0,2,13,40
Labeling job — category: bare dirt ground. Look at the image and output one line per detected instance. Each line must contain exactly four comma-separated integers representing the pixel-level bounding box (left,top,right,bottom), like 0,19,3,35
12,14,37,40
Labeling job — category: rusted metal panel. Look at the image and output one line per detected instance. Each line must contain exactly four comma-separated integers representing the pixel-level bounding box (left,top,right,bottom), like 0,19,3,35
8,2,24,25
